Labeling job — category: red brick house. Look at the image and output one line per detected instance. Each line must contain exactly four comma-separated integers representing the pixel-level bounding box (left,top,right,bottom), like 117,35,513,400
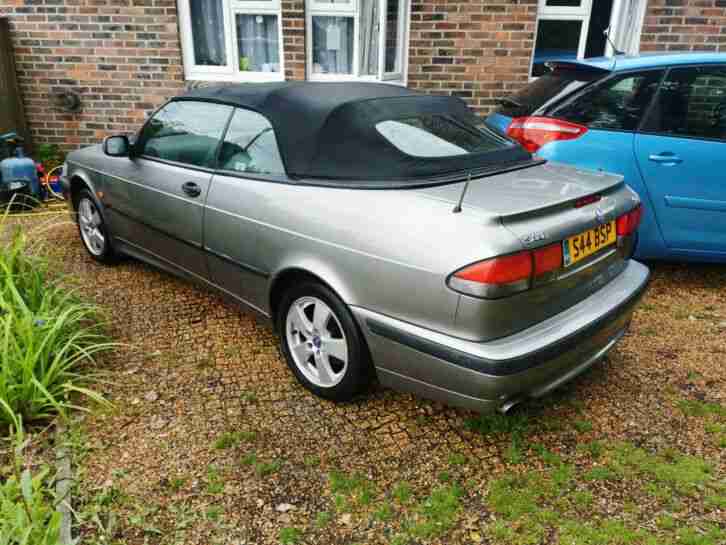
0,0,725,151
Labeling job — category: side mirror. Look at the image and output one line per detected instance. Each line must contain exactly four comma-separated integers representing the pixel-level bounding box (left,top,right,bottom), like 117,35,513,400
103,135,130,157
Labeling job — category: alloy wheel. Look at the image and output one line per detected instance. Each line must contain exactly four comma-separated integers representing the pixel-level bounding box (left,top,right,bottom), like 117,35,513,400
78,197,106,256
285,296,349,388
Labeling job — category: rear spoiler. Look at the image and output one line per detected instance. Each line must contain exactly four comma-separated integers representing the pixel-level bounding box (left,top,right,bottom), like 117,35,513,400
546,60,613,75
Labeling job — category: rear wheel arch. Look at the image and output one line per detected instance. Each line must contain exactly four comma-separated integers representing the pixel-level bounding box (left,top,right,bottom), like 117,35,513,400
269,268,343,328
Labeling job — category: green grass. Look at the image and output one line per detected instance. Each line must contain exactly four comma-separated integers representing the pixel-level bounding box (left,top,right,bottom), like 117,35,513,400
677,399,726,418
407,483,464,539
279,526,302,544
327,470,374,508
464,411,529,436
0,219,113,427
483,441,723,545
392,481,413,504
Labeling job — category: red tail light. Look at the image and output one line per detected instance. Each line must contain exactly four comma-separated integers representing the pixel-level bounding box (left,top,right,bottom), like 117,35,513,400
533,243,563,276
506,116,588,153
616,204,643,237
449,244,563,298
574,194,602,208
454,252,532,286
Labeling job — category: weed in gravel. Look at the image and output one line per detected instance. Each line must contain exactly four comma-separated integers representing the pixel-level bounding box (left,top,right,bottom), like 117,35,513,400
372,500,394,522
241,452,257,466
205,506,223,522
303,455,321,467
678,399,725,418
406,483,464,540
254,459,282,477
315,510,332,528
577,440,604,459
213,430,257,450
240,390,259,403
464,411,528,436
448,453,467,466
167,476,188,492
279,526,302,544
205,465,225,494
392,481,413,504
573,419,593,433
328,470,375,508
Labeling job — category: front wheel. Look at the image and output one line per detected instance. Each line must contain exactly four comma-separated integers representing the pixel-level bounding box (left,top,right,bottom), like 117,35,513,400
76,188,118,264
277,282,373,401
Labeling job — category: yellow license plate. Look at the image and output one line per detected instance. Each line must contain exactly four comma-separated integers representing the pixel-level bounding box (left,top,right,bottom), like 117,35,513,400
563,221,616,267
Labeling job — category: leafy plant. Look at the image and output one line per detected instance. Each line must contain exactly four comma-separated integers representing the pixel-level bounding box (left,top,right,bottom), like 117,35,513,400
0,222,113,427
35,143,66,172
0,405,62,545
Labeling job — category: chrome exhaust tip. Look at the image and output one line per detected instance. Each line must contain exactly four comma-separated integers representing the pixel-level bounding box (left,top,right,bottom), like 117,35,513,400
499,396,525,415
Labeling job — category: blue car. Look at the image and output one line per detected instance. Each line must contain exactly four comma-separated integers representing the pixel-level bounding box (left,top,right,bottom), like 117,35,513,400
486,53,726,262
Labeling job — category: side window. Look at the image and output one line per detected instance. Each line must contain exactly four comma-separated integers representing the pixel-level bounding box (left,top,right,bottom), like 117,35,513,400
138,101,232,168
551,70,664,131
643,66,726,142
218,109,285,176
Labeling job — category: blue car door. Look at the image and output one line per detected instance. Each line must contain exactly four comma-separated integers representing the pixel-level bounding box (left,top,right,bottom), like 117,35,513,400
634,65,726,256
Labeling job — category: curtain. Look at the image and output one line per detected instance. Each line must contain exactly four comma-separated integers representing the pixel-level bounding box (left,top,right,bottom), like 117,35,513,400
359,0,379,76
237,14,280,72
312,16,353,74
190,0,226,66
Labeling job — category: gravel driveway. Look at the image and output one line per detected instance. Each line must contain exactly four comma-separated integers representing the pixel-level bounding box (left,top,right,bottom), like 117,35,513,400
18,214,726,545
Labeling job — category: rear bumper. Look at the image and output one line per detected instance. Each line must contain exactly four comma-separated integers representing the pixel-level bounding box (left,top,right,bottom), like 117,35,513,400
352,260,650,412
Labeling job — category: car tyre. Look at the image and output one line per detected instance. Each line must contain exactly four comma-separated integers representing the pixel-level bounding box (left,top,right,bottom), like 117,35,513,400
76,188,118,264
277,281,373,401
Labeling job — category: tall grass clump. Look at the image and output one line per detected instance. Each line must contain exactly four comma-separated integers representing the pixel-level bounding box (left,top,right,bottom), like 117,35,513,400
1,212,113,428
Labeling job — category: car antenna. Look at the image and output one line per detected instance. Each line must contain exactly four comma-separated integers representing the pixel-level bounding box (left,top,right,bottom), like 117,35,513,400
452,172,471,214
604,26,624,72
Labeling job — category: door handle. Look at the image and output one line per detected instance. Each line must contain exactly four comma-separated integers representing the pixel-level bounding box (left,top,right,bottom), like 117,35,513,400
648,153,683,165
181,181,201,198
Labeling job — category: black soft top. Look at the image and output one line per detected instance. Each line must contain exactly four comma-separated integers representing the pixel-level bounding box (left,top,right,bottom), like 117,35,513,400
178,82,531,182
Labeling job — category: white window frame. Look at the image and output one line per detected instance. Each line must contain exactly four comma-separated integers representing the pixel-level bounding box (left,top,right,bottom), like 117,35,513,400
178,0,285,82
529,0,646,79
306,0,409,84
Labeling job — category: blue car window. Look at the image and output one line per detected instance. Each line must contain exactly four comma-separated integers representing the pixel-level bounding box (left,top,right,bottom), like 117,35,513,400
642,66,726,142
551,70,664,131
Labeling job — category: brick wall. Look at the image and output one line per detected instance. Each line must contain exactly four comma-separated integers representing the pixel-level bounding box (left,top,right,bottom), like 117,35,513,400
0,0,186,152
407,0,537,116
640,0,726,52
282,0,306,81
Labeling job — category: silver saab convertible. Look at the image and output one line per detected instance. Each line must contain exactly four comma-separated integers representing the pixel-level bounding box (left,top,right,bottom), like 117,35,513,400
61,82,650,413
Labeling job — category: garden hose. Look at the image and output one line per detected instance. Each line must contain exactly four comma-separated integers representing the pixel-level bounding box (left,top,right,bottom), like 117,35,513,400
43,165,65,200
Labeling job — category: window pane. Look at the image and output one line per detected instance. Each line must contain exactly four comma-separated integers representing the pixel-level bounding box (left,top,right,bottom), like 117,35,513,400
140,101,232,168
531,19,582,77
359,0,379,76
190,0,227,66
312,16,354,74
218,109,285,175
236,14,280,72
553,71,663,131
385,0,400,73
377,116,509,157
644,67,726,141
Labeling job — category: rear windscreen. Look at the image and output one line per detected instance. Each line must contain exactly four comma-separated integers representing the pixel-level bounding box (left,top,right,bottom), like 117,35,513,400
376,115,512,158
495,68,604,117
